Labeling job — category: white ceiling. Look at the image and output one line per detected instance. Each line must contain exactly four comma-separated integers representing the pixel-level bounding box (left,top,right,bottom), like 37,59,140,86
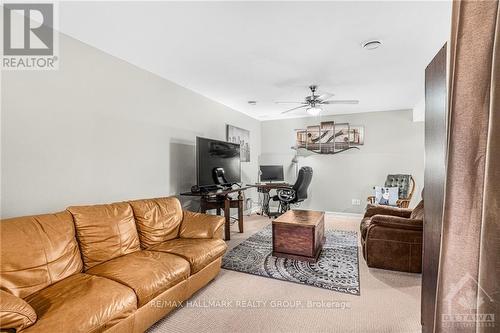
59,1,451,120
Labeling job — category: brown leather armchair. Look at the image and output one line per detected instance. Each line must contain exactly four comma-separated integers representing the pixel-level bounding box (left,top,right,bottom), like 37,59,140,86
360,194,424,273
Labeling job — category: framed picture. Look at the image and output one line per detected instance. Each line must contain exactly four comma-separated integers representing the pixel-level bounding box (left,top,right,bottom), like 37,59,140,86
319,121,335,153
306,125,321,152
334,123,350,151
295,130,307,148
226,124,250,162
349,125,364,145
319,121,335,144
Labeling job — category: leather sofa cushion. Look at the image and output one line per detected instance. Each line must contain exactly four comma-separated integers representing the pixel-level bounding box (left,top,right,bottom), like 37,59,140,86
364,204,413,218
410,200,425,220
128,197,183,248
180,211,225,239
87,250,190,306
360,217,371,240
371,215,423,231
366,238,422,273
68,202,141,270
23,273,136,333
0,211,83,298
150,238,227,274
0,290,37,332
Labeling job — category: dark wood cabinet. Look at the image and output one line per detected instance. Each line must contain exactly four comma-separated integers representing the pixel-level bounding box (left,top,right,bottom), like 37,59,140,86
422,44,448,333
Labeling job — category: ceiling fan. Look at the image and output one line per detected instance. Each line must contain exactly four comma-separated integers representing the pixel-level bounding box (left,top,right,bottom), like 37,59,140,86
276,85,359,115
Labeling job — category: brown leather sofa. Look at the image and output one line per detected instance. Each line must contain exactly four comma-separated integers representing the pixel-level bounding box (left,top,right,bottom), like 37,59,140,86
360,195,424,273
0,196,227,333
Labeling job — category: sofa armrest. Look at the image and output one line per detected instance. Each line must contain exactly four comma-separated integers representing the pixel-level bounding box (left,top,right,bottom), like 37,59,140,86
370,215,423,231
179,210,225,239
0,290,37,332
363,204,413,218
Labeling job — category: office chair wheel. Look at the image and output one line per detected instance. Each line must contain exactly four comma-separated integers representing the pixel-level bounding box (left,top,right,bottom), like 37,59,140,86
277,202,290,214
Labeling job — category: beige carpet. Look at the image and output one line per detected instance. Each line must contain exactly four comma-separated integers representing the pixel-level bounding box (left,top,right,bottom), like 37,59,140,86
148,213,422,333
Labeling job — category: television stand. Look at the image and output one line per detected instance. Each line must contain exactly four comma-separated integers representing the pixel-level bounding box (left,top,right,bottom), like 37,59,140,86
180,186,251,241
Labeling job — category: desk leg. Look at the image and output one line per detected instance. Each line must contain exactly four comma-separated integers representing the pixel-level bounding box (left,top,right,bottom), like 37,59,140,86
224,196,231,241
238,190,244,233
263,191,271,217
259,190,266,216
200,198,207,214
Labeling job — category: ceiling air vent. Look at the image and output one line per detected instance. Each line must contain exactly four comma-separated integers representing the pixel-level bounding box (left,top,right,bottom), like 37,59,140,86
362,40,382,50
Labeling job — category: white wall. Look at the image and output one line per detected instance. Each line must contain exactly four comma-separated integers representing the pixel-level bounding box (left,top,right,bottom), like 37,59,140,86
1,33,261,218
260,110,424,213
1,33,425,218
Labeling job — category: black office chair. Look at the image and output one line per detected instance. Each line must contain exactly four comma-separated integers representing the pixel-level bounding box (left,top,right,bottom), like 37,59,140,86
272,166,313,214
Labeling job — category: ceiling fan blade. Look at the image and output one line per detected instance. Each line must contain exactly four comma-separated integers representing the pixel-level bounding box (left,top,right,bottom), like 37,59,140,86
321,100,359,105
275,101,307,104
317,93,334,101
281,105,308,114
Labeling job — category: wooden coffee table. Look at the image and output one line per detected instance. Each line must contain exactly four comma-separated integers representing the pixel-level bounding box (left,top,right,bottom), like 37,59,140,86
272,209,325,262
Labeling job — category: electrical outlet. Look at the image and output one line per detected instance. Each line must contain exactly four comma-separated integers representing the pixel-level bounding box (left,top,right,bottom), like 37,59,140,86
352,199,361,206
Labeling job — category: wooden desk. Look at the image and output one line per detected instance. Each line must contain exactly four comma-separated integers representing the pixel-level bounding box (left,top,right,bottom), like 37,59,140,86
180,186,251,240
246,183,291,217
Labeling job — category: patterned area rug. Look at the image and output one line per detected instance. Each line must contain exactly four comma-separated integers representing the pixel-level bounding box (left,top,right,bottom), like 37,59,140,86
222,225,360,295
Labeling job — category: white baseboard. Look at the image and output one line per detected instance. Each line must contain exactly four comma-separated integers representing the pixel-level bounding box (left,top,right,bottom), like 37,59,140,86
239,206,363,219
248,206,261,215
230,205,261,218
324,211,364,218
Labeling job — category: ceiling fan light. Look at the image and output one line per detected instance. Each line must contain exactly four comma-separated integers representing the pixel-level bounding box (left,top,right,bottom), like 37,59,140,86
306,106,322,116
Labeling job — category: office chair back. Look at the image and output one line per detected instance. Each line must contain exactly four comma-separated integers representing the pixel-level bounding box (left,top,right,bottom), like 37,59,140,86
293,166,313,203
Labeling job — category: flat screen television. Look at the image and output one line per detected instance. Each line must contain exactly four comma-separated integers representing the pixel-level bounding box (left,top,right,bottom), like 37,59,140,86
260,165,284,182
196,137,241,188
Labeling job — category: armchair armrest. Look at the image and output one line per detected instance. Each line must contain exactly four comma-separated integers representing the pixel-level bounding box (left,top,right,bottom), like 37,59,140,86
364,204,413,218
370,215,423,231
0,290,37,332
179,210,225,239
396,199,411,208
367,195,375,204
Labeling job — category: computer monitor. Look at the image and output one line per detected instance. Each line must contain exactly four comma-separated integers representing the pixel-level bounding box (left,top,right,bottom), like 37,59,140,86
260,165,284,182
